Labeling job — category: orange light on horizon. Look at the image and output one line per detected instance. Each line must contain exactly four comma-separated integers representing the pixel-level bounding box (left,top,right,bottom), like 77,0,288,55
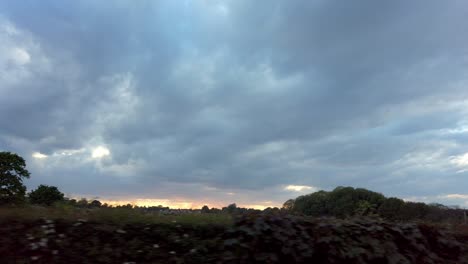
84,198,277,210
68,193,282,209
97,199,210,209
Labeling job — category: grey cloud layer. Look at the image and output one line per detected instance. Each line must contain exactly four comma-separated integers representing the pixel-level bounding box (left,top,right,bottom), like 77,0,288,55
1,0,468,206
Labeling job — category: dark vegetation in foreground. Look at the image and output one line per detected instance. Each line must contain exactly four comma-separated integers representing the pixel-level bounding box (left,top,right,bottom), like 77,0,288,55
3,151,468,263
2,210,468,264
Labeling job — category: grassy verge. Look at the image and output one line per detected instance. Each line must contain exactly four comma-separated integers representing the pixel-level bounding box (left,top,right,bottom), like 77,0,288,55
0,206,233,226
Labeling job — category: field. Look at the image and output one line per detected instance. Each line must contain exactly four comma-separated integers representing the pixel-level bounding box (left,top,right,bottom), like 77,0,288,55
2,206,468,263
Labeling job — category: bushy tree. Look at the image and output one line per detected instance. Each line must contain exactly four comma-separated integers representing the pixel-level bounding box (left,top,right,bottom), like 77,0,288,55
77,198,88,208
286,186,468,223
282,199,295,211
378,197,405,220
0,152,30,204
68,198,77,206
29,184,64,206
90,199,102,208
354,200,377,216
327,187,385,218
201,205,210,213
400,201,429,221
293,190,329,216
223,203,237,214
288,186,386,218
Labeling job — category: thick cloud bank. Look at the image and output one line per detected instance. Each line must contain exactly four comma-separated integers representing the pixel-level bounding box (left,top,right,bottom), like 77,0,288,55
1,1,468,208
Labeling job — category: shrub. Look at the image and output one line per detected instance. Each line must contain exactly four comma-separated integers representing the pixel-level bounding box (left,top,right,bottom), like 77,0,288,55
29,185,64,206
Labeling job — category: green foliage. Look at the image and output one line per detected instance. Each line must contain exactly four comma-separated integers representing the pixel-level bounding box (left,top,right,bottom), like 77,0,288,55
0,151,30,205
29,185,64,206
1,208,468,263
290,187,385,218
293,190,329,216
0,217,226,263
400,201,430,220
378,197,405,220
222,214,467,264
281,199,295,211
354,200,377,216
327,187,385,217
287,186,465,223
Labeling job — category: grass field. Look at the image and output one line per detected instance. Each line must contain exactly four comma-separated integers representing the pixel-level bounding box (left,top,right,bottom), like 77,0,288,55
0,206,233,226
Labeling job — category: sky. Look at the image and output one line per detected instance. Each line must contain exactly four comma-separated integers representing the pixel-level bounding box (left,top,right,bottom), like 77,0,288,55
1,0,468,209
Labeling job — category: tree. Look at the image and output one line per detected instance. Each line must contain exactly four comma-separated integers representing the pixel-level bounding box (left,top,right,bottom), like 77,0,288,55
282,199,295,211
287,187,386,218
293,190,329,216
201,205,210,213
0,152,30,204
90,200,102,208
77,198,88,208
377,197,405,220
29,185,64,206
223,203,237,214
314,187,384,218
68,198,77,206
400,201,429,221
354,200,377,216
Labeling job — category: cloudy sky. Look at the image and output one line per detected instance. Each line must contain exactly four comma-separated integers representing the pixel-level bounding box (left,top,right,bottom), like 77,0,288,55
1,0,468,208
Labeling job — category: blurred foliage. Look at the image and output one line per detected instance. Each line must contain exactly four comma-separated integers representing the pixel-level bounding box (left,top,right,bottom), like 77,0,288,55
285,186,466,224
0,217,226,264
222,214,468,264
2,213,468,263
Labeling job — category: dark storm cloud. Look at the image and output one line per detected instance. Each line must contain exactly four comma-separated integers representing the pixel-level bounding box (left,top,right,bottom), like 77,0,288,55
1,0,468,206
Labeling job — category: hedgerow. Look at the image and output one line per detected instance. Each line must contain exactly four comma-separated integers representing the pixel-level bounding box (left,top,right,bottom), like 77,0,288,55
1,214,467,263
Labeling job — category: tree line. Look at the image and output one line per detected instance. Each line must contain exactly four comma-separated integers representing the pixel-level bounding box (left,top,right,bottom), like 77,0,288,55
283,186,466,224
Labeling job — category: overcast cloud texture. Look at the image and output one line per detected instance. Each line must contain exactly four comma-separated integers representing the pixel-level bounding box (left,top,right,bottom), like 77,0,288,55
1,0,468,208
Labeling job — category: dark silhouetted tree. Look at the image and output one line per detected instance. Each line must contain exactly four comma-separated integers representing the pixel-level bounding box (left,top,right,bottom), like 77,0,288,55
223,203,237,214
77,198,88,208
201,205,210,213
29,185,64,206
289,187,385,218
282,199,295,211
293,190,329,216
378,197,405,220
286,186,468,223
68,198,77,206
0,152,30,204
400,201,429,221
326,187,385,218
90,200,102,208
